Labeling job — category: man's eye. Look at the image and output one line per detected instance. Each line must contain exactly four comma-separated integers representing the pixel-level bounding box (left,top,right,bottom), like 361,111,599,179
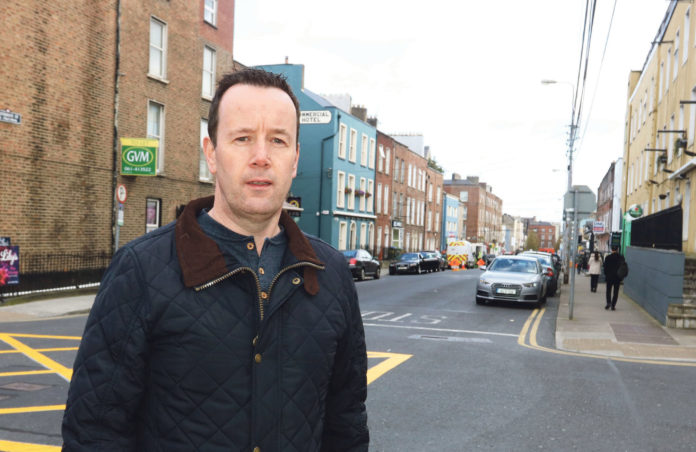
272,138,287,145
235,136,249,143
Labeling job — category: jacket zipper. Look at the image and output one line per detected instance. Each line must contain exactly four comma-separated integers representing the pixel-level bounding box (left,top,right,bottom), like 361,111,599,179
194,262,325,322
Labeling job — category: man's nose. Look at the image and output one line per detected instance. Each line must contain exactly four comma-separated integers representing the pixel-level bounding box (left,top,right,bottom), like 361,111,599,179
249,139,271,166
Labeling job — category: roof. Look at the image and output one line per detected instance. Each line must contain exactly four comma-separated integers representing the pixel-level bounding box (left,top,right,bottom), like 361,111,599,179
304,89,335,108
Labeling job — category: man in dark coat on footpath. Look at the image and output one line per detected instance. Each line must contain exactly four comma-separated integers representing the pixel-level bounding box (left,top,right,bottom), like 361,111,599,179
603,245,625,310
62,69,369,451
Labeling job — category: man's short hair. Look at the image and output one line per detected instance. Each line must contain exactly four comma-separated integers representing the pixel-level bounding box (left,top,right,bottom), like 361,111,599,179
207,68,300,147
611,245,619,251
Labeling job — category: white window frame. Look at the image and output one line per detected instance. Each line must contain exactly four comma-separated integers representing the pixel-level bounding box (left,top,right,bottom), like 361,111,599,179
667,51,671,92
339,221,348,250
349,129,357,162
368,138,375,169
659,62,664,102
359,177,366,211
679,105,685,157
199,118,212,181
348,174,356,209
385,148,391,174
338,124,347,159
147,100,165,173
146,198,161,233
384,188,389,215
350,222,357,249
377,145,384,172
685,9,690,64
360,223,367,248
674,30,680,80
337,171,346,208
202,46,216,99
437,187,441,205
669,116,675,163
204,0,218,26
360,134,368,166
149,17,167,79
376,183,382,214
367,179,374,212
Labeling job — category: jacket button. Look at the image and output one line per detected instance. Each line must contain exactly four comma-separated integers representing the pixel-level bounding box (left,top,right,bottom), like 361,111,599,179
292,277,301,285
247,242,255,250
260,291,268,299
254,353,262,363
258,267,265,275
252,336,258,346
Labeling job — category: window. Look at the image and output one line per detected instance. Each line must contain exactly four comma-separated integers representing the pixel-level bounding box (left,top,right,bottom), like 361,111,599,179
376,227,382,254
685,9,690,64
377,145,384,172
338,124,347,159
659,62,664,102
679,105,684,157
428,184,432,202
385,148,390,174
349,129,357,162
202,46,216,98
674,30,680,80
384,188,389,215
360,223,367,248
339,221,347,250
460,191,468,202
435,212,439,232
147,101,165,173
462,206,467,220
199,119,211,181
666,50,671,92
337,171,346,208
359,177,366,211
369,138,375,169
376,183,382,214
393,192,398,218
149,18,167,78
360,134,368,166
204,0,217,26
400,160,405,183
407,164,412,187
350,222,357,249
669,116,675,163
437,187,441,204
348,174,356,209
146,198,161,233
367,180,374,212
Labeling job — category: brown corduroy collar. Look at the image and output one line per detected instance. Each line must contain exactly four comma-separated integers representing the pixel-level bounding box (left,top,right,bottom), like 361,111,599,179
174,196,324,295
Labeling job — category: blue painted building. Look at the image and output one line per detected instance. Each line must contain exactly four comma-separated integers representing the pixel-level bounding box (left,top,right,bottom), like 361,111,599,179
256,64,377,251
442,193,460,246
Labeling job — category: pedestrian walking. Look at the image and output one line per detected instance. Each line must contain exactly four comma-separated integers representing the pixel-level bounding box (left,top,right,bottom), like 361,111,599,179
588,251,602,292
62,69,369,451
603,245,626,310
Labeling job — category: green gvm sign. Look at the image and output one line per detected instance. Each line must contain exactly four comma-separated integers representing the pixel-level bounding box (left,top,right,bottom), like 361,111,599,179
121,138,158,176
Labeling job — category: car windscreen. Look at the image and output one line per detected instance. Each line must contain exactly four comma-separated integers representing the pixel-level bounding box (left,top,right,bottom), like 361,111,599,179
401,253,419,260
489,258,538,274
342,251,357,258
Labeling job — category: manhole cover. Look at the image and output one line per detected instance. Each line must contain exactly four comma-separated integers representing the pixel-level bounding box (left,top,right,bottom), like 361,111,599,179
0,382,51,392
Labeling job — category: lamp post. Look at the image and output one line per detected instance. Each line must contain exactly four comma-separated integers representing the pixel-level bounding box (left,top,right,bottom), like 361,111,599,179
541,79,577,282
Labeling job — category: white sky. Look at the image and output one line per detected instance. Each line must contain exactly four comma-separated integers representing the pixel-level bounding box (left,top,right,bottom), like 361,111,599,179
233,0,670,222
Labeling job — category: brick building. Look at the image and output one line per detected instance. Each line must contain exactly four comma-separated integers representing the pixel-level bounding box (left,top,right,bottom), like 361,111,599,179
375,131,395,259
443,174,503,246
1,0,235,292
595,161,616,252
528,222,557,250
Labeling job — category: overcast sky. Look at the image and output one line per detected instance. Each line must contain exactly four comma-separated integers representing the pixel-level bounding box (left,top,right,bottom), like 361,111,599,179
233,0,670,222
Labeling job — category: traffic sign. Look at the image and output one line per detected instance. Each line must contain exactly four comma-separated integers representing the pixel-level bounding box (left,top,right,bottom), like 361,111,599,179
116,184,128,203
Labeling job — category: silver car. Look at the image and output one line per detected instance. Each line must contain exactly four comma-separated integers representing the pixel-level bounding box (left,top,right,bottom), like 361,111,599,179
475,255,547,307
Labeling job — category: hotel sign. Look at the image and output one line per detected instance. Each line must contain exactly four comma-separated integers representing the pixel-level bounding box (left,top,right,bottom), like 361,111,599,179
300,110,332,124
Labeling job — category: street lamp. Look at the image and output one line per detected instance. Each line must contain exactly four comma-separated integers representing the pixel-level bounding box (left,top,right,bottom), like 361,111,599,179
541,79,578,283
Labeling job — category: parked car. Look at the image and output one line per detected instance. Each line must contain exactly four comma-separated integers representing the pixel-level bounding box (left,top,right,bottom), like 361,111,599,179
389,252,431,275
342,249,381,281
476,255,548,307
520,251,558,296
419,251,444,272
428,250,449,271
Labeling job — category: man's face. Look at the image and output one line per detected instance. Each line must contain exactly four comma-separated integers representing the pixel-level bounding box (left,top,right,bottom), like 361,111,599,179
203,84,299,225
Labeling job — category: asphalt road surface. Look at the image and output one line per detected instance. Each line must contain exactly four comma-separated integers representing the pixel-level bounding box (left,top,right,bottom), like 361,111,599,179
0,269,694,451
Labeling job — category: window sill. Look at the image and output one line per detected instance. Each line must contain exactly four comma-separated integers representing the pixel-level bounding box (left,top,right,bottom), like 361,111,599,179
204,20,218,29
147,74,170,85
201,95,213,102
199,178,214,185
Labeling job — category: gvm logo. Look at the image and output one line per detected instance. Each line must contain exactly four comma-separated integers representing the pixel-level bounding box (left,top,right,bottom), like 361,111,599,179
123,147,155,167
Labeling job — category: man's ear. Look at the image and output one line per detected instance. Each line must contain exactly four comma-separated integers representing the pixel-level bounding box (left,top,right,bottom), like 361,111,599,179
203,136,217,175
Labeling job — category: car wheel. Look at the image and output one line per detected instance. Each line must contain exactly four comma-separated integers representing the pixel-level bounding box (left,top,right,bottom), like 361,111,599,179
359,268,365,281
417,265,422,275
389,268,395,275
374,268,381,279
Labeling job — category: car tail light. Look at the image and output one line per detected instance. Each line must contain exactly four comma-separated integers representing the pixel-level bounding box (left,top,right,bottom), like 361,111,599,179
350,258,357,265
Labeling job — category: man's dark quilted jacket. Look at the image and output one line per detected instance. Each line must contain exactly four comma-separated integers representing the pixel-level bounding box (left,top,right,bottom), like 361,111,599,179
62,196,369,451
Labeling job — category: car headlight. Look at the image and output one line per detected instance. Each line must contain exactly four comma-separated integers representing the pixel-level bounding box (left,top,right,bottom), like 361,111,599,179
479,279,491,285
523,282,538,288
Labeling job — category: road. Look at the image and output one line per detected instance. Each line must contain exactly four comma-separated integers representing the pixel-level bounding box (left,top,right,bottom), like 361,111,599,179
0,269,694,451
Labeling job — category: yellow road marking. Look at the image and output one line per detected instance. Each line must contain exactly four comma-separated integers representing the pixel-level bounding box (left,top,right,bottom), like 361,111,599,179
2,334,81,340
0,370,55,377
520,308,696,367
366,351,412,384
529,307,545,347
0,348,78,355
0,334,72,381
0,439,61,451
0,405,65,415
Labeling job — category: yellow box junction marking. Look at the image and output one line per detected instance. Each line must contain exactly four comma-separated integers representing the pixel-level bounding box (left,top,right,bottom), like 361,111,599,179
0,440,61,451
366,351,412,384
0,334,73,381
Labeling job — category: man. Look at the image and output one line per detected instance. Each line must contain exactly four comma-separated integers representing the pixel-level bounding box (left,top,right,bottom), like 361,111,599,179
62,69,369,451
603,245,625,310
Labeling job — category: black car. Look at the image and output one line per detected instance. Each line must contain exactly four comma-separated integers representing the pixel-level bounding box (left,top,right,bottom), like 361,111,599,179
418,251,442,272
342,249,381,281
422,250,448,271
389,252,430,275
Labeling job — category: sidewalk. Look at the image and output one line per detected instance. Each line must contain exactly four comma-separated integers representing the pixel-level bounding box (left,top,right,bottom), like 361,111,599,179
0,294,95,322
555,272,696,363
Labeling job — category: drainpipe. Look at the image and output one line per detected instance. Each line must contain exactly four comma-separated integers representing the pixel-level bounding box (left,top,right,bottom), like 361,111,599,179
317,112,340,240
111,0,122,254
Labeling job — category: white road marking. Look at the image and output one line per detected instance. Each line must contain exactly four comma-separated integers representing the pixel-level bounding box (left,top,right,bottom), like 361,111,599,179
363,322,518,337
